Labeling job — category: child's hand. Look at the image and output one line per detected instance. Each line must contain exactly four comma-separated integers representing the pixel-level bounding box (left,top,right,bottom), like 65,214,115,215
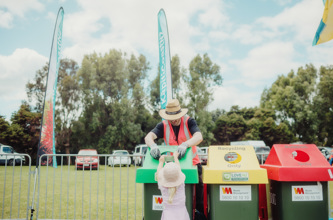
173,151,179,159
159,155,165,163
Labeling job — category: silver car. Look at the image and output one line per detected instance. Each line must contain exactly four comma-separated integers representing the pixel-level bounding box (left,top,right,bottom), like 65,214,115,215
0,144,25,165
108,150,131,167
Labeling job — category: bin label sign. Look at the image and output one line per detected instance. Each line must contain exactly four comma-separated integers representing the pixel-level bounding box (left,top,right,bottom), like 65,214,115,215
219,185,251,201
223,172,249,181
291,185,323,201
152,195,164,210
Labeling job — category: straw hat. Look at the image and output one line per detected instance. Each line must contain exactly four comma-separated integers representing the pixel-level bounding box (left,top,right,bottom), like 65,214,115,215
159,99,188,120
158,162,186,187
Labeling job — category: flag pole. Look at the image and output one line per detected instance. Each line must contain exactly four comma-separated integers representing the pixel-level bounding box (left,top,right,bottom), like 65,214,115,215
30,7,64,220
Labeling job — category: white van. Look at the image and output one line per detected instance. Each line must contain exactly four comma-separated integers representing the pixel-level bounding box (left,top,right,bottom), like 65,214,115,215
199,146,208,165
133,144,148,166
0,144,26,165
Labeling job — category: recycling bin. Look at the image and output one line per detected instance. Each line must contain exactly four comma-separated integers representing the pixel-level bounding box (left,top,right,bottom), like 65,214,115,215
136,145,198,220
261,144,333,220
203,145,268,220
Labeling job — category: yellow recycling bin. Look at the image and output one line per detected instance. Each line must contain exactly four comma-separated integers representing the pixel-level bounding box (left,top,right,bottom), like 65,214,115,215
203,145,268,220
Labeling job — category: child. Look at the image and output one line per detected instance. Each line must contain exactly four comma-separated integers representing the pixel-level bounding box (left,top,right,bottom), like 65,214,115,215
156,151,190,220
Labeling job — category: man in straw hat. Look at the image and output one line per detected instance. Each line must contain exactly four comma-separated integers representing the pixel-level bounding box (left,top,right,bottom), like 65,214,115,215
144,98,204,213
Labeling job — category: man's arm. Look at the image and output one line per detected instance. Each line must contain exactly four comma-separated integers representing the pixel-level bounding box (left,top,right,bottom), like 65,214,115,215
145,131,161,159
183,131,203,147
144,132,158,147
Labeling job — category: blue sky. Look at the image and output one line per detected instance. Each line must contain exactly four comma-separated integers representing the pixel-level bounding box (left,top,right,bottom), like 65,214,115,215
1,0,333,121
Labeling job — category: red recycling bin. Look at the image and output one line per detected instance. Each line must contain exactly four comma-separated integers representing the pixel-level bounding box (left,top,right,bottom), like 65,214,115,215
261,144,333,220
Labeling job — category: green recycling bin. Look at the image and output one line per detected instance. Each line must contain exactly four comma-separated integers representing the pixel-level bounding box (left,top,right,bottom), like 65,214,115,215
136,145,198,220
261,144,333,220
203,145,268,220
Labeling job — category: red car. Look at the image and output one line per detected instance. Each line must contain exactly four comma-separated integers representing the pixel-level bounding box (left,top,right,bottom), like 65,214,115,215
75,149,99,170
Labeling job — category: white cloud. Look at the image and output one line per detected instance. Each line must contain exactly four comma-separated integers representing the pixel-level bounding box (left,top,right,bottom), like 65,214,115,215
209,86,261,111
231,0,323,46
61,0,228,66
0,9,13,28
306,41,333,67
230,41,300,87
0,48,47,101
0,0,44,16
273,0,293,6
256,0,323,44
198,5,229,29
0,0,44,28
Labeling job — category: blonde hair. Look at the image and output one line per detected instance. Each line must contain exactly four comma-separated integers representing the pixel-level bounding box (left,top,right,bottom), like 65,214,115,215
168,186,177,204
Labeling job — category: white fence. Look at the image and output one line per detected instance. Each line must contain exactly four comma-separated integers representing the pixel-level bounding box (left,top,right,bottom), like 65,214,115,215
1,153,145,220
1,152,331,220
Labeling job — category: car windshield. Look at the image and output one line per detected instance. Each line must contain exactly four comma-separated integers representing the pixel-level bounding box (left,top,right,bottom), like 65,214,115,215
78,150,97,155
142,147,147,154
114,151,128,155
255,147,270,153
3,147,13,153
136,146,148,154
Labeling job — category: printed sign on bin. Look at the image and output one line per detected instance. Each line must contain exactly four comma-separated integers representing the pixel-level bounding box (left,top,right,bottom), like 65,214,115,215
152,195,164,210
223,172,249,181
291,185,323,201
219,185,252,201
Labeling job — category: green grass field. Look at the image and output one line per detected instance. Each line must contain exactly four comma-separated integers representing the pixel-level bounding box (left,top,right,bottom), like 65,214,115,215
1,165,333,219
0,165,144,220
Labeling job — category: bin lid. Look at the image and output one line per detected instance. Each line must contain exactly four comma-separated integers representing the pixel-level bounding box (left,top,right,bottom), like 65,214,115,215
136,145,198,184
202,145,268,184
261,144,333,181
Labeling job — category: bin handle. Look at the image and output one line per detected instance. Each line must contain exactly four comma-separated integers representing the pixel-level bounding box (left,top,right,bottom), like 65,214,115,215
148,145,191,160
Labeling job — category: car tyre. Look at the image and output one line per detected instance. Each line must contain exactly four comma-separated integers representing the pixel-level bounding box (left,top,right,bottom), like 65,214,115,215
8,159,14,166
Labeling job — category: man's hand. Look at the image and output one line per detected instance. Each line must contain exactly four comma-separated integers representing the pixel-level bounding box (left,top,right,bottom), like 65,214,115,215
150,143,160,159
177,142,189,159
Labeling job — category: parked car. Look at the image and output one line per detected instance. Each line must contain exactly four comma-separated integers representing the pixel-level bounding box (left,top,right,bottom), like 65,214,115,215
75,149,99,170
108,150,131,167
198,146,208,165
0,143,26,165
133,144,148,166
254,146,271,164
318,146,332,161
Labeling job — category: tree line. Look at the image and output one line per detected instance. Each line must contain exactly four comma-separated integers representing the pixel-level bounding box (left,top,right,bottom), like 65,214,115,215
1,49,332,164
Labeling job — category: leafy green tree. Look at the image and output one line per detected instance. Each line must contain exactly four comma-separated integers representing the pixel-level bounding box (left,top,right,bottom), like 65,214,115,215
210,109,225,122
55,59,80,164
213,106,295,147
260,64,318,144
314,65,333,146
185,53,222,117
26,63,48,112
73,49,151,153
0,115,10,144
213,112,247,144
185,53,222,145
9,102,41,163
